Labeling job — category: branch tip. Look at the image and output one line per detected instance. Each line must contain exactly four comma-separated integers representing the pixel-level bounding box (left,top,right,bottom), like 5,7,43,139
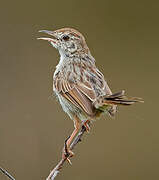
0,167,16,180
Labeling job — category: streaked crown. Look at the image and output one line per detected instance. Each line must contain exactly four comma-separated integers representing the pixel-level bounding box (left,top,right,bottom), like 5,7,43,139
38,28,90,56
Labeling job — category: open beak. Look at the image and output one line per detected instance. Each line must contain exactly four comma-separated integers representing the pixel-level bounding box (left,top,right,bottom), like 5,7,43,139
37,30,59,44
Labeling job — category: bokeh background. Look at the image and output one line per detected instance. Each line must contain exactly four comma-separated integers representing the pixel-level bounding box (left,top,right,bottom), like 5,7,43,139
0,0,159,180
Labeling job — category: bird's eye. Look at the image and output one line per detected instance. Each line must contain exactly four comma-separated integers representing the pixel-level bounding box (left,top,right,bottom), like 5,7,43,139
62,35,69,41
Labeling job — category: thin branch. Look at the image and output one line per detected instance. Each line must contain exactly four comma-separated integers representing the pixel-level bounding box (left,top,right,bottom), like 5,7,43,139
46,125,87,180
0,167,16,180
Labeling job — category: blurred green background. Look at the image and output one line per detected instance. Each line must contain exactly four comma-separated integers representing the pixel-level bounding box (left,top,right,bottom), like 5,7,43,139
0,0,158,180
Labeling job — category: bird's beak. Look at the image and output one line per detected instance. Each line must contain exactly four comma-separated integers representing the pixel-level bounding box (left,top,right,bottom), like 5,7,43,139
37,30,59,44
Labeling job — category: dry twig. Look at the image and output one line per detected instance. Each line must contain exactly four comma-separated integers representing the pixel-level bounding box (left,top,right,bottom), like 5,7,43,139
0,167,16,180
0,125,88,180
46,125,87,180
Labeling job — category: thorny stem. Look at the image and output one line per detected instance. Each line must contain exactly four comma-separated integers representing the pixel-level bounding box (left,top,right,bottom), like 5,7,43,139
46,125,87,180
0,167,16,180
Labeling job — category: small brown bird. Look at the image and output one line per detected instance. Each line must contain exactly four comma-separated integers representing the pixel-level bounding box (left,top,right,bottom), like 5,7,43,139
38,28,143,159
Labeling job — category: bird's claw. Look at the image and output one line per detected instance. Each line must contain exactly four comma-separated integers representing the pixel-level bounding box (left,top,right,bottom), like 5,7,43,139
62,136,74,165
83,120,91,132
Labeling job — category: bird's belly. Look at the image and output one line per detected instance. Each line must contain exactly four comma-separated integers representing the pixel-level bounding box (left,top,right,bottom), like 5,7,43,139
55,93,88,121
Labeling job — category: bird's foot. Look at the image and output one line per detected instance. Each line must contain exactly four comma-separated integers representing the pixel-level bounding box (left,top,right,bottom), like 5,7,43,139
62,136,74,165
83,120,90,133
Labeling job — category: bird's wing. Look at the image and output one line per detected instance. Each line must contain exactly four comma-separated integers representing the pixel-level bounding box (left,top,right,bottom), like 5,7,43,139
54,77,96,116
53,65,113,116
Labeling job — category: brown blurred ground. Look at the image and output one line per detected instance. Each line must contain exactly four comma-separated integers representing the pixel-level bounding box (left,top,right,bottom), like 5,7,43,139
0,0,159,180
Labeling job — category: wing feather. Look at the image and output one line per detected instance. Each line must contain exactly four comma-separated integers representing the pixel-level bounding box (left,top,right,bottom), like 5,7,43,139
64,86,95,116
76,82,96,101
53,62,114,116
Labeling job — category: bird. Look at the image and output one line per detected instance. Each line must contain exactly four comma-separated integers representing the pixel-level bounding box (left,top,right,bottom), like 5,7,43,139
38,27,143,161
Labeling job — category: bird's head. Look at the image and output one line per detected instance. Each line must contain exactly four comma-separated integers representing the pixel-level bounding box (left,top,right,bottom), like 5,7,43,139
38,28,90,57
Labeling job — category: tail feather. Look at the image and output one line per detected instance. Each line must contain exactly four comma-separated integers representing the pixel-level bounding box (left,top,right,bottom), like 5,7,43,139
104,90,144,106
108,90,125,98
93,90,143,117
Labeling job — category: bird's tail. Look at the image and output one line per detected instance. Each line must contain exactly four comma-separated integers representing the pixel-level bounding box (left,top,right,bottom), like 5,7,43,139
103,90,144,105
93,90,143,117
94,90,143,108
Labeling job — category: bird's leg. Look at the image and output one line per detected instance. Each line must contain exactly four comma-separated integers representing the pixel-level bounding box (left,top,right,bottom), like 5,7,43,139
66,116,81,148
83,120,90,132
62,116,81,164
